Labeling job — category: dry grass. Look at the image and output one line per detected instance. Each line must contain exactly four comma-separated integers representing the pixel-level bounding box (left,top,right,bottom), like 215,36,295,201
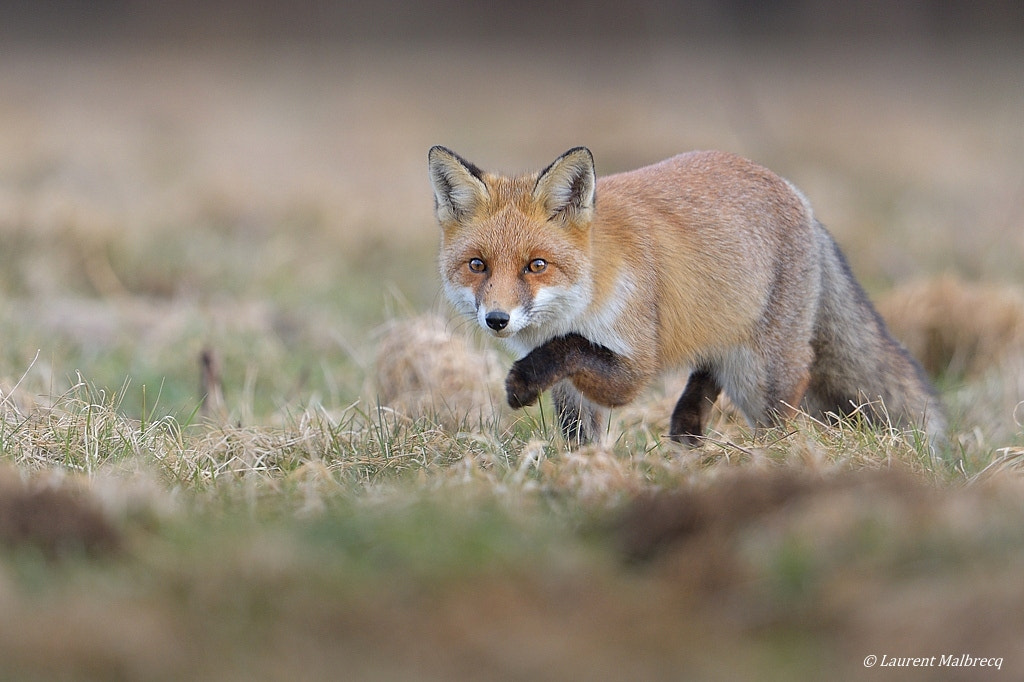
372,314,506,432
0,344,1022,680
2,395,1023,680
879,275,1024,378
0,40,1023,680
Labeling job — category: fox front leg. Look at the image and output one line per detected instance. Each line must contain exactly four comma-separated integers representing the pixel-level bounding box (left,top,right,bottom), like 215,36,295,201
551,380,607,447
506,333,643,410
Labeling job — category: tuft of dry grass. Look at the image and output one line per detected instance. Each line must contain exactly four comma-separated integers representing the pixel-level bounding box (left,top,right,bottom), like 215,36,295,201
879,275,1024,379
372,314,506,432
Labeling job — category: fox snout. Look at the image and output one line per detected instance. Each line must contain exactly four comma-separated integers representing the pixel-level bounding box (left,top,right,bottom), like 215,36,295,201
484,311,510,331
477,305,523,337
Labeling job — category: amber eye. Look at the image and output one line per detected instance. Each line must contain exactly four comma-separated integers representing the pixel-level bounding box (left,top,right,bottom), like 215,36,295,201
468,258,486,273
526,259,547,274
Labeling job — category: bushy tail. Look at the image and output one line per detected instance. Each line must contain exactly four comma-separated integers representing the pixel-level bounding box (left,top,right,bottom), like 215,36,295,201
805,225,946,443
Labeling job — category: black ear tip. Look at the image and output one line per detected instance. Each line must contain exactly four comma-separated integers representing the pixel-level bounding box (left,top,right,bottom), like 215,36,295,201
565,146,594,163
429,145,452,161
430,147,486,182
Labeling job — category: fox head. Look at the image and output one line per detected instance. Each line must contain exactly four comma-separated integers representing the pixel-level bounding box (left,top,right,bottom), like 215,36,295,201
428,146,597,349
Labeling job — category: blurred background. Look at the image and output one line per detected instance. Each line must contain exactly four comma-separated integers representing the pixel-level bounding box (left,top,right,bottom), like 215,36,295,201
3,1,1024,45
0,1,1021,419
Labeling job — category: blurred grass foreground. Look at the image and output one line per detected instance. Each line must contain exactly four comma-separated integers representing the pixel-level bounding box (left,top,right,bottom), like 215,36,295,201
1,4,1024,680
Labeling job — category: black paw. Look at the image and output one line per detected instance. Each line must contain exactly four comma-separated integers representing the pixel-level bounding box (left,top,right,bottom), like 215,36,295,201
669,411,705,447
668,431,704,448
505,366,541,408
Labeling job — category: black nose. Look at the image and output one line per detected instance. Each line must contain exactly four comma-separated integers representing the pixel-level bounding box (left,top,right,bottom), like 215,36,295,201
485,311,510,331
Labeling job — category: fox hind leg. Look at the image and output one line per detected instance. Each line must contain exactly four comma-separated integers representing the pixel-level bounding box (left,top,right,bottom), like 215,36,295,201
669,368,722,446
715,344,813,437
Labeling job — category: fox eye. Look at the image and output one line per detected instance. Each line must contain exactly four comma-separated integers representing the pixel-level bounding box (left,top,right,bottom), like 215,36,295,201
468,258,486,273
526,259,547,274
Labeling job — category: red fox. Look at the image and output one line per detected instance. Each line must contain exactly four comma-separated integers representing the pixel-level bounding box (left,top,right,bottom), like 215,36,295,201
428,146,946,447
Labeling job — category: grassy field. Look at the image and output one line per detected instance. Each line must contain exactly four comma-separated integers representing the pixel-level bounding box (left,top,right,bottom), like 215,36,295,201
1,41,1023,680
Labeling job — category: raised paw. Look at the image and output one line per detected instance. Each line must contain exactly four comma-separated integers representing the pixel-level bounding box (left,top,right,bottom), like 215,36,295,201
505,366,541,408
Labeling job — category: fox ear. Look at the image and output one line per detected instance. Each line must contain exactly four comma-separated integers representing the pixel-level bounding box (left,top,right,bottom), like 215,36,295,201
533,147,595,225
428,146,489,224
